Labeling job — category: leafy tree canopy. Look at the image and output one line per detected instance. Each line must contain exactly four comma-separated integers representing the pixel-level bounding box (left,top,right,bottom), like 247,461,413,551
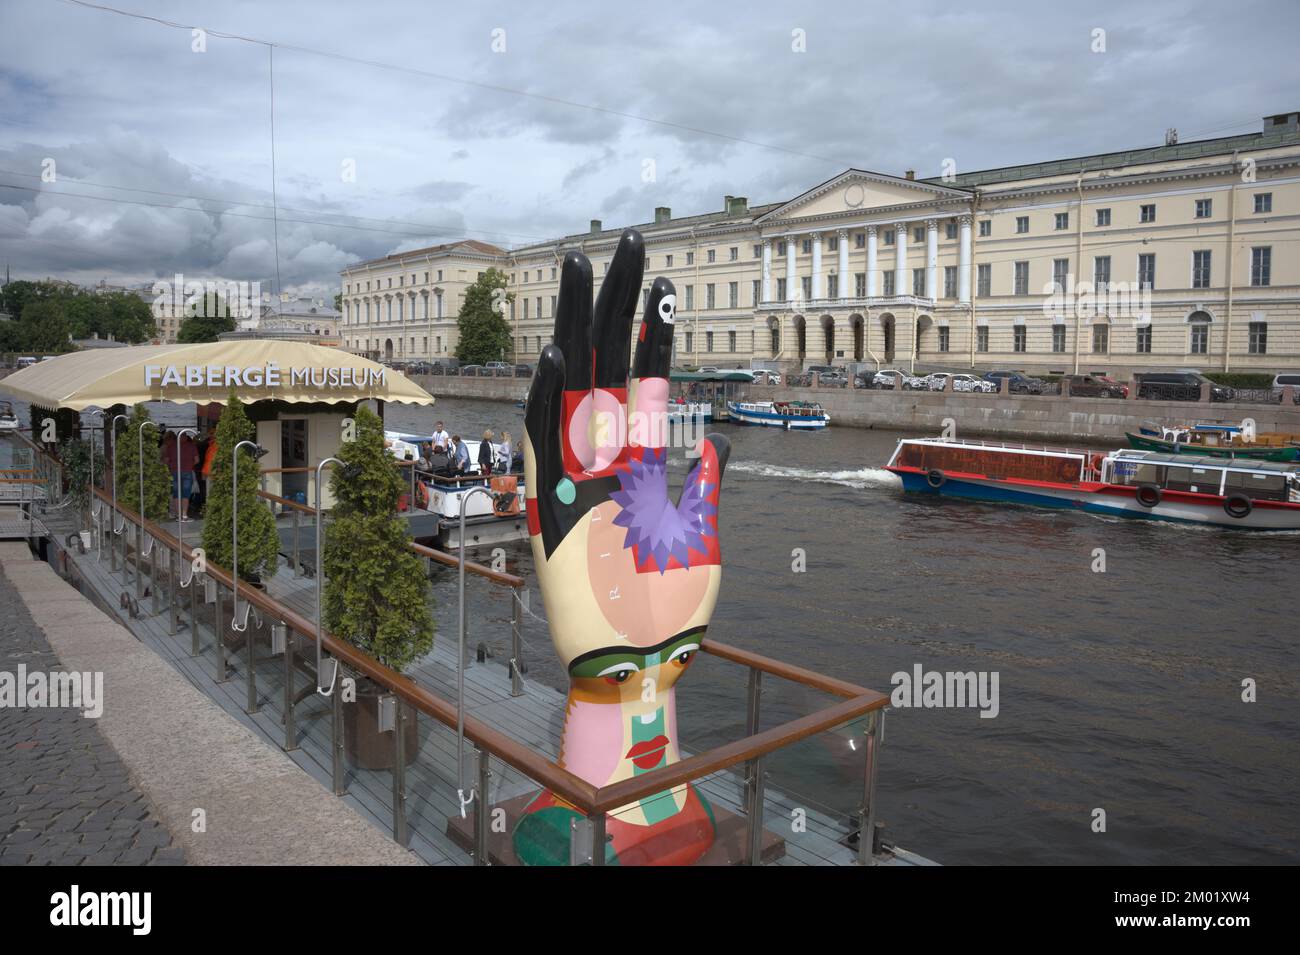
455,267,514,365
177,293,236,343
201,391,280,582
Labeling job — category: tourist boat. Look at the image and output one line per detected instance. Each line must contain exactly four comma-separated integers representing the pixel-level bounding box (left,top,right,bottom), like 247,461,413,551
885,436,1300,529
666,399,712,424
727,400,829,430
1126,427,1300,462
0,401,17,435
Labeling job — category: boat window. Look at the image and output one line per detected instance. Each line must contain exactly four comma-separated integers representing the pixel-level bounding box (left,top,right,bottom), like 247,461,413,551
1225,470,1287,501
1164,465,1219,494
1126,462,1162,486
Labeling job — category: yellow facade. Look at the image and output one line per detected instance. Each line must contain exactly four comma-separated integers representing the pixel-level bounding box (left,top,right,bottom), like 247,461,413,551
339,113,1300,375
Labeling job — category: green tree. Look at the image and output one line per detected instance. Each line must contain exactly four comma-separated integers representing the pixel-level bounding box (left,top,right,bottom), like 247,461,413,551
177,293,235,343
455,267,514,365
202,391,280,583
322,405,433,672
114,404,172,520
20,299,73,353
59,436,106,526
102,290,156,343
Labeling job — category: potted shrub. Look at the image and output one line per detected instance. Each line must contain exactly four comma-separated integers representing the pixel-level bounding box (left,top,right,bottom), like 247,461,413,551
201,391,280,649
112,404,172,578
323,405,434,770
59,436,105,550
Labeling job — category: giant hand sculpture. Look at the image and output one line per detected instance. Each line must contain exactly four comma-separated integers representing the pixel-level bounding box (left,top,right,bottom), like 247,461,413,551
512,229,730,866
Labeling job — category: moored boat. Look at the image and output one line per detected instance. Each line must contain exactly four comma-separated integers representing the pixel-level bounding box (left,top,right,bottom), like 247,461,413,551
1125,430,1300,462
0,401,17,435
885,436,1300,529
727,399,829,430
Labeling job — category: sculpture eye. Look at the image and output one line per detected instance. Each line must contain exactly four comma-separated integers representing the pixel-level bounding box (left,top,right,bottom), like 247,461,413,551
675,651,693,666
597,662,639,685
671,643,700,667
658,293,676,324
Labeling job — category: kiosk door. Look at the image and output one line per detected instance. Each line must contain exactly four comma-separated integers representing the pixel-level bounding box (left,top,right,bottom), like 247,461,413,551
280,418,309,504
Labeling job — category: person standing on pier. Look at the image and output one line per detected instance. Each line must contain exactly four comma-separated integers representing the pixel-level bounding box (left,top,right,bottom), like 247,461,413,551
164,430,199,522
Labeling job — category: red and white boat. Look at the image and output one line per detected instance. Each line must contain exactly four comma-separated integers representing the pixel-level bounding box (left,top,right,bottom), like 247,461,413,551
885,437,1300,530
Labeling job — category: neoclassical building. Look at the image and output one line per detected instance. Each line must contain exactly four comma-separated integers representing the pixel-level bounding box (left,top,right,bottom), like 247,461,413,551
340,111,1300,376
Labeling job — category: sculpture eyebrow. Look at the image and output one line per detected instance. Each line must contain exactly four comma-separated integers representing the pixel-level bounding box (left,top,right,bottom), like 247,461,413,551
567,627,706,673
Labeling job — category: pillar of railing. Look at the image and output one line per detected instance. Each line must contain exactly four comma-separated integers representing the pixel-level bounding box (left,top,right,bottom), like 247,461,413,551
857,708,884,866
743,667,762,812
281,626,297,751
588,812,607,867
509,589,524,697
291,508,300,577
474,746,491,865
150,536,161,615
745,754,767,866
331,674,345,795
213,580,226,683
392,701,408,846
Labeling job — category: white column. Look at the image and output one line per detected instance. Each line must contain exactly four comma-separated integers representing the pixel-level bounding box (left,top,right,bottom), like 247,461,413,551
811,232,824,300
761,239,772,303
925,219,938,301
958,214,972,304
866,226,878,297
785,237,797,305
894,223,907,297
837,229,850,301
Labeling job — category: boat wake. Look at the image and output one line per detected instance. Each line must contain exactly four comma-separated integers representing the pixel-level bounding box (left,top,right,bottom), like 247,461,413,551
728,460,900,490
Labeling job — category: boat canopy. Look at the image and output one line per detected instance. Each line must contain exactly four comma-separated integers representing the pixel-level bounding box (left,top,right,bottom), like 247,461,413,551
0,340,435,411
670,369,755,383
1112,449,1297,474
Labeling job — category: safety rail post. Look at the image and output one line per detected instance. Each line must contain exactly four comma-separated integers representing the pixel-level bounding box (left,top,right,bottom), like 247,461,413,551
392,700,408,846
282,627,297,751
245,619,258,714
509,588,524,697
474,746,491,865
150,535,160,615
189,569,200,656
168,544,177,635
745,754,767,866
743,667,762,811
331,670,346,795
291,508,300,577
213,581,226,683
588,812,607,867
857,708,884,866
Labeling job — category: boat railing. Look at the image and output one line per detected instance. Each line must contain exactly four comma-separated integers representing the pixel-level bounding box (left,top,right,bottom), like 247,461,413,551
28,434,895,865
903,434,1097,459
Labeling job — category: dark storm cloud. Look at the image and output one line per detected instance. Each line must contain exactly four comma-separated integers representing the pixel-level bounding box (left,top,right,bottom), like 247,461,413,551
1,0,1297,292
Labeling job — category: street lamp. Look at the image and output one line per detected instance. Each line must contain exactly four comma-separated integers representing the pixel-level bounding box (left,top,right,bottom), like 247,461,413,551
313,456,360,695
86,410,104,547
230,439,268,632
109,413,129,570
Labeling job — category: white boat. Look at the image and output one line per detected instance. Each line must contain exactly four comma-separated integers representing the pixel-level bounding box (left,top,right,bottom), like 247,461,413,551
885,436,1300,530
0,401,18,435
727,400,829,430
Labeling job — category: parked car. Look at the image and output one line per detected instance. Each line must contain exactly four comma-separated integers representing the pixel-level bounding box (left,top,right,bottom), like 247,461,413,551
818,371,848,388
1066,374,1128,398
949,373,997,393
1272,373,1300,402
514,363,534,378
872,369,921,389
1136,371,1234,402
460,364,485,377
982,370,1047,394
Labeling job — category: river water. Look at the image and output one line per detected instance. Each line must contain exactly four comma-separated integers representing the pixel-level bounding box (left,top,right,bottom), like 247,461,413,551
9,390,1298,864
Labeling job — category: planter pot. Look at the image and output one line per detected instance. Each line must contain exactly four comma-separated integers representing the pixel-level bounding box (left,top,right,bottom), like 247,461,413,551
343,681,422,771
79,530,92,550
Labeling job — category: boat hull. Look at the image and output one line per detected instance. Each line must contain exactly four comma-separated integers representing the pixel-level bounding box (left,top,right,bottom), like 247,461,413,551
1125,432,1300,462
888,467,1300,530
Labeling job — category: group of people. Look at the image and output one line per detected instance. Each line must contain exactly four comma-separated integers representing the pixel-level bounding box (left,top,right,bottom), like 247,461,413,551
416,420,514,480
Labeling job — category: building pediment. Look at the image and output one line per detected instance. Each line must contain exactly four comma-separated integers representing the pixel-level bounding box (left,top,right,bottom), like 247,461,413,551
756,169,972,225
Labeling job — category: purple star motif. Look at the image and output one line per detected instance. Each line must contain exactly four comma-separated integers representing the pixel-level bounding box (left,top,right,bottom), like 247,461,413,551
610,449,717,574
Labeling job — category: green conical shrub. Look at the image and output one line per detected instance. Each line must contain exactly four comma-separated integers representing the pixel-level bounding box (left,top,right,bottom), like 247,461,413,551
114,404,171,521
202,391,280,583
322,404,434,673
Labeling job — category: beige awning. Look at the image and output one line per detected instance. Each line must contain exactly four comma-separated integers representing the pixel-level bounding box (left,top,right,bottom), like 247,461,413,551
1,341,434,411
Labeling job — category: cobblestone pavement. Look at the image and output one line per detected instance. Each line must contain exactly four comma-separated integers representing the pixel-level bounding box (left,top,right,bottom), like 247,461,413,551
0,562,184,866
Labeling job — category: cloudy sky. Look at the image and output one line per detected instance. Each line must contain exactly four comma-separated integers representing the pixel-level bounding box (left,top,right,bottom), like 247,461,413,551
1,0,1297,300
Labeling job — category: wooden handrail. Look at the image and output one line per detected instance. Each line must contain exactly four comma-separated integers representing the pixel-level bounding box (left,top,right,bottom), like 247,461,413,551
90,484,890,823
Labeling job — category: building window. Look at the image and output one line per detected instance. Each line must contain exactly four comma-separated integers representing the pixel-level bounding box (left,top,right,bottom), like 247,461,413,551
1013,325,1027,352
686,251,695,265
665,254,674,267
978,220,991,237
775,279,785,301
1254,193,1272,213
884,230,895,246
752,279,760,304
801,276,812,301
551,267,557,280
753,244,762,258
1138,253,1155,290
685,331,693,353
728,330,737,352
1192,250,1212,289
944,266,957,298
1251,247,1271,287
1249,321,1267,354
706,283,716,309
913,227,925,244
551,295,557,314
1190,317,1209,354
729,247,738,261
977,264,991,297
1093,256,1111,293
1013,261,1029,295
828,236,839,251
827,274,838,299
706,331,714,352
728,282,738,308
1052,325,1066,353
945,221,957,240
1055,212,1069,230
913,270,925,296
1195,198,1212,218
1015,216,1029,234
855,273,866,297
883,271,895,296
707,249,716,264
536,270,542,281
1092,323,1109,353
1053,258,1070,293
775,242,785,256
801,239,812,254
1136,325,1152,353
522,299,529,320
1095,208,1111,227
976,326,989,352
1140,204,1156,223
855,233,865,248
938,327,949,352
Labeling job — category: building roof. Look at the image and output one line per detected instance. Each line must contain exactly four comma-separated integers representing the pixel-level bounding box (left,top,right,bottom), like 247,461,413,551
346,239,507,271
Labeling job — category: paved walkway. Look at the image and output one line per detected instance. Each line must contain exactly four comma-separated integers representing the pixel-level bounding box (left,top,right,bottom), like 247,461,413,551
0,553,183,866
0,543,419,866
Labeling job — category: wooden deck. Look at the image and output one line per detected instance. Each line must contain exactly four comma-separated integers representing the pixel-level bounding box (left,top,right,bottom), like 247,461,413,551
25,476,929,866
